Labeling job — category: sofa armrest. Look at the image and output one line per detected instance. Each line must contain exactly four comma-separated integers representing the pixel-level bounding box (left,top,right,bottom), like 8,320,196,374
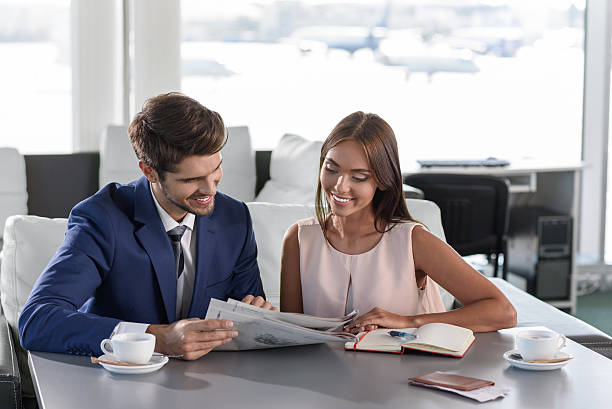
0,307,21,409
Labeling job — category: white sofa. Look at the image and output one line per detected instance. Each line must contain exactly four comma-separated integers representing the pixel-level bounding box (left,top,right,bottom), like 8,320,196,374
0,199,450,323
0,198,449,401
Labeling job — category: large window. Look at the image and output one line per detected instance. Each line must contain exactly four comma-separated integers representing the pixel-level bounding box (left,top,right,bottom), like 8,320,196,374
181,0,585,165
0,0,71,154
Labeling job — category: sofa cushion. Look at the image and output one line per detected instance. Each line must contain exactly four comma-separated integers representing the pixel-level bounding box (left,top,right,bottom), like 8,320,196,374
247,202,316,307
254,180,316,205
99,125,140,188
0,148,28,241
1,215,68,331
217,126,256,202
255,134,322,204
0,215,67,398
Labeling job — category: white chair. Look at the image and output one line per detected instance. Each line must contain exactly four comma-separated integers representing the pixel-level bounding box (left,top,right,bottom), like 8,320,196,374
217,126,256,202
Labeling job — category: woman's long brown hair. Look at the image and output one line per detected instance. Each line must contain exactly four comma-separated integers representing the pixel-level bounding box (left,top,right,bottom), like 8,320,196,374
315,111,416,235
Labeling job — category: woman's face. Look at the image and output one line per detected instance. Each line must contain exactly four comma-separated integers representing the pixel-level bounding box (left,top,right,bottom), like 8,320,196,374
320,139,378,218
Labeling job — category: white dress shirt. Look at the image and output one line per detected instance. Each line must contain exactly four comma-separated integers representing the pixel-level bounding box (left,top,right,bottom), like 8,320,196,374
111,183,198,336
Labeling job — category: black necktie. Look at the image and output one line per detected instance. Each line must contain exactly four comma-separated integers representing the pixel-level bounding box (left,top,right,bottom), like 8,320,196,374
167,225,187,279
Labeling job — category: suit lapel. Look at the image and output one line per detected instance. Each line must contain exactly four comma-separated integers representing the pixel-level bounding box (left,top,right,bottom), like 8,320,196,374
188,214,217,317
133,177,176,323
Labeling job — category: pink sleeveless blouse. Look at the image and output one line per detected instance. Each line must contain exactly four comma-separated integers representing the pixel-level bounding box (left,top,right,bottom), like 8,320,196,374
297,218,446,317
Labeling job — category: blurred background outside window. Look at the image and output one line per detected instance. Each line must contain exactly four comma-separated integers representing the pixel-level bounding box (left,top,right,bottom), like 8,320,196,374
0,0,71,154
181,0,585,166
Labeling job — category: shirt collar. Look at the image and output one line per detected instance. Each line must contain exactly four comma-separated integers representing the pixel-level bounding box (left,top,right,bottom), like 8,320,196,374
149,183,195,232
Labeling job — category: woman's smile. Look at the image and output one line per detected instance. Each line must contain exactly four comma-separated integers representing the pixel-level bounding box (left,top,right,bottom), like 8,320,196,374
330,193,353,205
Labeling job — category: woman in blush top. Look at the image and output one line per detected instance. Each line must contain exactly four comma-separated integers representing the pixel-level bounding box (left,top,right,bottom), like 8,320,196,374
280,112,516,333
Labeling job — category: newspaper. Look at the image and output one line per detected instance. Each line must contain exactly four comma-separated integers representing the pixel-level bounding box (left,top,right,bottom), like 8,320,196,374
205,298,358,350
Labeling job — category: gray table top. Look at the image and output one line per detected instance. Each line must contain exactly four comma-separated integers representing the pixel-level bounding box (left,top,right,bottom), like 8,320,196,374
30,328,612,409
491,278,610,338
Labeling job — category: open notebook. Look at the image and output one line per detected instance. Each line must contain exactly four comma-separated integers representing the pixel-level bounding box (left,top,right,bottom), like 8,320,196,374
344,323,475,357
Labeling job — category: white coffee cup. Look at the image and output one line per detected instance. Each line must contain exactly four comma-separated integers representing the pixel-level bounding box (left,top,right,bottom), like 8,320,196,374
516,329,566,361
100,332,156,364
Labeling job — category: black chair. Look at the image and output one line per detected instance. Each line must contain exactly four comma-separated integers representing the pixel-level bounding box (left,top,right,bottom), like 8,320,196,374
403,173,510,278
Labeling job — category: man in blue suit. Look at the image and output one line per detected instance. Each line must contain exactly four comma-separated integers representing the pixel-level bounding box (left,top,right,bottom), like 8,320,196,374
19,93,271,360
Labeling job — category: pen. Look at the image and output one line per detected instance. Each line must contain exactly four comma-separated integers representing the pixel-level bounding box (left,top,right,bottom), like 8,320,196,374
388,330,416,341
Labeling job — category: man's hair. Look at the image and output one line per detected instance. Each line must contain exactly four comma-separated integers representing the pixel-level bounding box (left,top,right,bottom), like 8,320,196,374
128,92,227,177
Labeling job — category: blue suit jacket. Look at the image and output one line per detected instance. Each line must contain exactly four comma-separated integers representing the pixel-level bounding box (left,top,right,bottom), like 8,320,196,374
18,176,264,356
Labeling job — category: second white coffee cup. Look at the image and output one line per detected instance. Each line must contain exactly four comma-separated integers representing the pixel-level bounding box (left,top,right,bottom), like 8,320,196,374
100,332,156,364
516,329,566,361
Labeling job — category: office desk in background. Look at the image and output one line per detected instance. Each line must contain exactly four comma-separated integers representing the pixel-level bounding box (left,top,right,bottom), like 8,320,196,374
403,160,584,314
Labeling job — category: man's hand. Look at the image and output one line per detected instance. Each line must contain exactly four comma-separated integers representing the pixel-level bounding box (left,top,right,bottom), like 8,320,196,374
241,295,278,311
146,318,237,360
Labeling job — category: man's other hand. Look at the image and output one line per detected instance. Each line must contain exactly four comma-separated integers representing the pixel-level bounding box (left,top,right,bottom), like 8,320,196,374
241,295,278,311
146,318,237,360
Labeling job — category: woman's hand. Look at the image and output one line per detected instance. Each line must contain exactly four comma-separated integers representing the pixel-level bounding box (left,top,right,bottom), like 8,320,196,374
344,307,418,334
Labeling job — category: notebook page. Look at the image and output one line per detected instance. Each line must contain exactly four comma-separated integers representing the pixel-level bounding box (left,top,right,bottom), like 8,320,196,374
350,328,417,350
407,323,472,352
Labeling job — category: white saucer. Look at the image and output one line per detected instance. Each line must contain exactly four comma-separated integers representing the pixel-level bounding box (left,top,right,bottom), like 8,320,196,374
503,349,572,371
95,354,169,375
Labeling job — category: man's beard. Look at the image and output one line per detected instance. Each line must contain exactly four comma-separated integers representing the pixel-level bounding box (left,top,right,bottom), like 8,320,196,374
159,181,215,217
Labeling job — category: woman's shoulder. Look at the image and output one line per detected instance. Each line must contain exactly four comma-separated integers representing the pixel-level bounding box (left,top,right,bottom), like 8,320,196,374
389,220,425,233
385,221,430,246
296,217,320,228
284,217,320,241
294,217,326,246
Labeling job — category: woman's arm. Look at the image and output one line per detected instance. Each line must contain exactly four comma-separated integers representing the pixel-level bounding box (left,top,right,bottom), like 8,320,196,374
348,226,517,333
280,223,304,313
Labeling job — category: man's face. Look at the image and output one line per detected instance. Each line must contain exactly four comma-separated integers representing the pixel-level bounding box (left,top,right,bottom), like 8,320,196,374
142,153,223,222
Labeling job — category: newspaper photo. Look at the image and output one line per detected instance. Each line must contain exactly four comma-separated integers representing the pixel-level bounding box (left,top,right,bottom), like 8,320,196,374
205,298,358,350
